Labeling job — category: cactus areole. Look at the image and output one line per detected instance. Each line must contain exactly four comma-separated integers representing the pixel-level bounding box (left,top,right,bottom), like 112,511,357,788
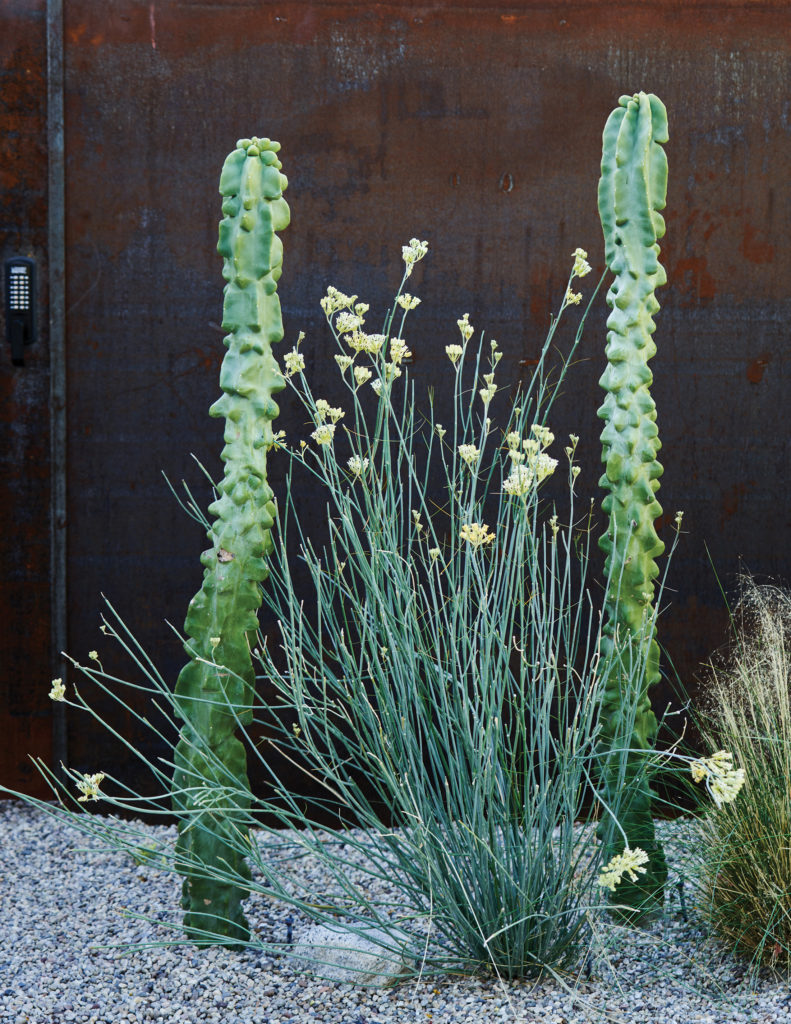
597,93,668,919
172,138,289,945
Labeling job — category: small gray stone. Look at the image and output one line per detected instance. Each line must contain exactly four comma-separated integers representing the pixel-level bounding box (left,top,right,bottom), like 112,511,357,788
293,923,411,987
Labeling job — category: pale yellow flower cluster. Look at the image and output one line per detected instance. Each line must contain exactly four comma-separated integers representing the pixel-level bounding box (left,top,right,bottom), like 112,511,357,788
402,238,429,275
503,465,534,496
320,285,358,317
531,424,554,448
283,348,305,377
347,454,369,478
335,310,365,335
354,365,372,388
76,771,106,803
597,846,649,891
572,247,592,278
311,424,335,446
479,372,497,405
397,293,421,311
49,678,66,701
347,331,386,355
457,313,474,342
460,522,495,547
389,338,411,364
315,399,344,424
458,444,480,467
562,248,591,307
445,344,464,365
690,750,745,807
322,289,391,372
534,453,558,482
503,424,558,496
564,434,579,460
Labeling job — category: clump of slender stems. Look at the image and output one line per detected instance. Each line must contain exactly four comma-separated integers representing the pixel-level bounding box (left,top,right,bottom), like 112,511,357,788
17,243,676,981
694,578,791,977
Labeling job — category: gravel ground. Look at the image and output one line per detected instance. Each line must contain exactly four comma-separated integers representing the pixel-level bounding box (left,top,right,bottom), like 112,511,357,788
2,800,790,1024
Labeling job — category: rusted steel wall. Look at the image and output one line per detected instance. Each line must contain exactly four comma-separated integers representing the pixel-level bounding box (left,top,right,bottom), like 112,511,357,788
0,0,53,798
5,0,791,796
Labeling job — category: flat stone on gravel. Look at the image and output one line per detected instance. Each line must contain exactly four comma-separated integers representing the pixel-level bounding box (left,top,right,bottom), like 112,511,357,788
293,923,412,986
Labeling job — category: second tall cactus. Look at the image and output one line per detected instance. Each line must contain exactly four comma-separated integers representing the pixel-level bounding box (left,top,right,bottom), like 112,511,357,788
597,92,669,919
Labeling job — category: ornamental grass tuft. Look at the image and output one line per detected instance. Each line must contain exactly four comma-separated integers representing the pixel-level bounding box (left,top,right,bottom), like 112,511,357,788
694,578,791,976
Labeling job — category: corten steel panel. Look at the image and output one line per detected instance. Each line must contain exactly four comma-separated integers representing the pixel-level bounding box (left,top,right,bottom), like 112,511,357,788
0,0,53,798
52,1,791,799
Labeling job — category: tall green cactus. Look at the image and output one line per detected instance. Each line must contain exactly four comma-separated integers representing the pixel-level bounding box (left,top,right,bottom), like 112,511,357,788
596,93,668,919
171,137,289,945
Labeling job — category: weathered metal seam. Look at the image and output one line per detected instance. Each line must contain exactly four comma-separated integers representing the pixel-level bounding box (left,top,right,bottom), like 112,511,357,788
47,0,67,771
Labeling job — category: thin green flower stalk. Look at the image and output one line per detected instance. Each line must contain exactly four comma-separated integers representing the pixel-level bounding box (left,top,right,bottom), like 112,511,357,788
596,92,670,920
171,136,290,946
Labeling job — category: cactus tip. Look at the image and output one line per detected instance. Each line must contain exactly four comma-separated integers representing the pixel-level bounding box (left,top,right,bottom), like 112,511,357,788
234,137,282,159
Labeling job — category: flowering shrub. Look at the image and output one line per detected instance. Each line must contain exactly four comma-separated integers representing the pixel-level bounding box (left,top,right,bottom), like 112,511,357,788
31,238,650,978
21,235,741,978
239,239,644,977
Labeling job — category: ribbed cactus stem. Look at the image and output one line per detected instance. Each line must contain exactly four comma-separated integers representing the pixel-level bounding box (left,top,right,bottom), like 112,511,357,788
172,137,289,945
597,93,668,919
